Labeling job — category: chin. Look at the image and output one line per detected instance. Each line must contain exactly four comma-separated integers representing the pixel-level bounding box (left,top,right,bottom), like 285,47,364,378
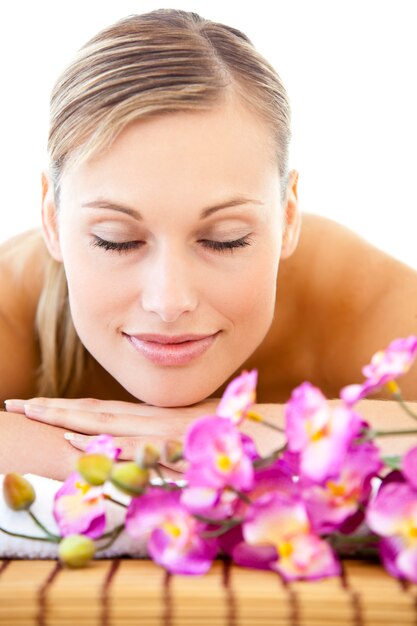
137,390,209,408
121,378,215,408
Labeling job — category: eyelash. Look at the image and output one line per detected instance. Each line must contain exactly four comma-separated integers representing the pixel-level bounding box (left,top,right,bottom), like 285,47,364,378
90,235,253,255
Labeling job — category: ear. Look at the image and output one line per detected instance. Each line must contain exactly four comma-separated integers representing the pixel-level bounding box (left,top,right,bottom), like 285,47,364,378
41,171,63,262
280,169,302,259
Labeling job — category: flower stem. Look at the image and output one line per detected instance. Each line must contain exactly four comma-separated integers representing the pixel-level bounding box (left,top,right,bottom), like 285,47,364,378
392,390,417,421
0,524,57,543
228,487,252,505
246,410,284,432
154,465,166,482
99,523,126,540
328,532,380,546
104,494,128,508
253,444,287,469
27,510,60,541
374,428,417,437
152,465,183,491
96,524,125,551
201,518,243,538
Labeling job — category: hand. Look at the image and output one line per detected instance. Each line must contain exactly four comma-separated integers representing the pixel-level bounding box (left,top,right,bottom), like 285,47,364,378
4,396,221,474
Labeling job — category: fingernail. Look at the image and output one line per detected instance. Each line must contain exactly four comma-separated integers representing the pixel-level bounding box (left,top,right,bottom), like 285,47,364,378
4,399,26,411
64,432,86,442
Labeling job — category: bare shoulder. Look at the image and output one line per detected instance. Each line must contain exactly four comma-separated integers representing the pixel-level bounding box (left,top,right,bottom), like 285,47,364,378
277,212,417,398
0,228,50,399
0,227,49,324
279,211,415,297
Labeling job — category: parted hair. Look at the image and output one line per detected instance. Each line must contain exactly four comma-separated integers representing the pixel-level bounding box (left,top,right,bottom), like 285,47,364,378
35,8,292,397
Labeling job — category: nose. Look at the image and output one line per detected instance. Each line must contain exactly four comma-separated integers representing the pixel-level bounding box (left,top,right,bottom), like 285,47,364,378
140,243,199,323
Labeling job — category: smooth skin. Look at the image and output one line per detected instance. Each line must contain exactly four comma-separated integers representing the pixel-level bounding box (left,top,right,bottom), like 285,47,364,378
1,96,417,479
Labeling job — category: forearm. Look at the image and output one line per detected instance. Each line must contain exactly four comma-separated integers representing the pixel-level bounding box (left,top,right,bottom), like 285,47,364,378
0,410,80,480
352,398,417,456
242,399,417,458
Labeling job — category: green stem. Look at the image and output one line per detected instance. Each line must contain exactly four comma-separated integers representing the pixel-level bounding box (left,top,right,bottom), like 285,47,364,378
228,487,252,505
0,524,58,543
328,532,380,546
194,513,243,527
375,428,417,437
104,494,128,508
27,510,60,541
96,524,125,552
392,391,417,421
246,410,284,433
201,518,243,538
98,523,125,540
253,444,287,469
154,465,166,482
152,466,183,491
260,418,284,433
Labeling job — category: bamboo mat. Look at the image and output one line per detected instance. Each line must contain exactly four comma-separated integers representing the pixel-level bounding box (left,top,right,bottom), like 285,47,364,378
0,558,416,625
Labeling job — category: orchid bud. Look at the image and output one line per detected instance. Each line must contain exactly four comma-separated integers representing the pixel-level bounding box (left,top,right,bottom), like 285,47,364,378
77,453,113,486
111,462,150,496
58,534,96,568
135,443,160,468
3,473,36,510
164,440,184,464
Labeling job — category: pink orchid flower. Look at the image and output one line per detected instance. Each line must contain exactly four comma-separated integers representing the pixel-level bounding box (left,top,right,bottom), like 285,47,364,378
53,472,106,539
302,441,382,533
367,477,417,583
341,335,417,406
402,446,417,490
125,488,218,575
242,491,340,580
216,369,258,425
180,485,239,521
184,416,254,491
284,382,363,482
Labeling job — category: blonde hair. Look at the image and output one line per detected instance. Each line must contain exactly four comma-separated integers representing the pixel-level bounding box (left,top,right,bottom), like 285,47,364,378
35,8,292,397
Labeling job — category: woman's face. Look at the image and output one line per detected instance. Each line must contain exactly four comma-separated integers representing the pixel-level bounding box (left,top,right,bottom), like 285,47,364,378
44,96,298,406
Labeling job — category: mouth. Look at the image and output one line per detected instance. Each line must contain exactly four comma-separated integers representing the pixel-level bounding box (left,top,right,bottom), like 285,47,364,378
123,331,220,366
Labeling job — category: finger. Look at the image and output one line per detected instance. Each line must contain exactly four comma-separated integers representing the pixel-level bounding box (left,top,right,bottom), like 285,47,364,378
64,432,90,451
4,400,26,413
23,404,158,436
19,397,150,415
16,397,186,420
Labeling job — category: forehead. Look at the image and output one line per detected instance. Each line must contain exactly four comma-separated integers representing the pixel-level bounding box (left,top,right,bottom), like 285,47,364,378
60,97,280,210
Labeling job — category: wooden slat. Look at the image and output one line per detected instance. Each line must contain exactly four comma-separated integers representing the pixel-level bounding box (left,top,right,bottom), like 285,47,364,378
343,560,416,626
291,575,354,626
46,561,110,623
230,563,292,625
0,558,417,625
170,560,227,623
109,559,166,624
0,560,56,623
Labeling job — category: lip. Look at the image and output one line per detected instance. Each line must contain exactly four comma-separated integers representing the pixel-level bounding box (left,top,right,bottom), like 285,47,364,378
127,333,217,344
123,332,220,366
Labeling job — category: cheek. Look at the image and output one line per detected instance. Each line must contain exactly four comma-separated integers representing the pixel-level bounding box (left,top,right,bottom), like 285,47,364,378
209,248,279,331
60,242,128,336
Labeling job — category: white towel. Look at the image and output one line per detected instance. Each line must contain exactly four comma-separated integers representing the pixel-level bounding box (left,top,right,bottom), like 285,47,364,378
0,473,148,559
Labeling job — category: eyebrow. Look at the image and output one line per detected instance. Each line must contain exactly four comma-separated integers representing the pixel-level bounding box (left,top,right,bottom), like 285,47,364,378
81,196,264,220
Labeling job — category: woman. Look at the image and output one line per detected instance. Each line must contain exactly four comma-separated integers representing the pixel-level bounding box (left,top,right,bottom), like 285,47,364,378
1,9,416,479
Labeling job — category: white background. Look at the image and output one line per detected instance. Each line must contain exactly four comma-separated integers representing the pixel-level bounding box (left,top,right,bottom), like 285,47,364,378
1,1,416,269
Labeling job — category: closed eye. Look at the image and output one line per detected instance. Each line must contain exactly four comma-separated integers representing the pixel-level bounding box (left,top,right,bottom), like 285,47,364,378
199,236,253,252
90,235,253,254
90,237,142,253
